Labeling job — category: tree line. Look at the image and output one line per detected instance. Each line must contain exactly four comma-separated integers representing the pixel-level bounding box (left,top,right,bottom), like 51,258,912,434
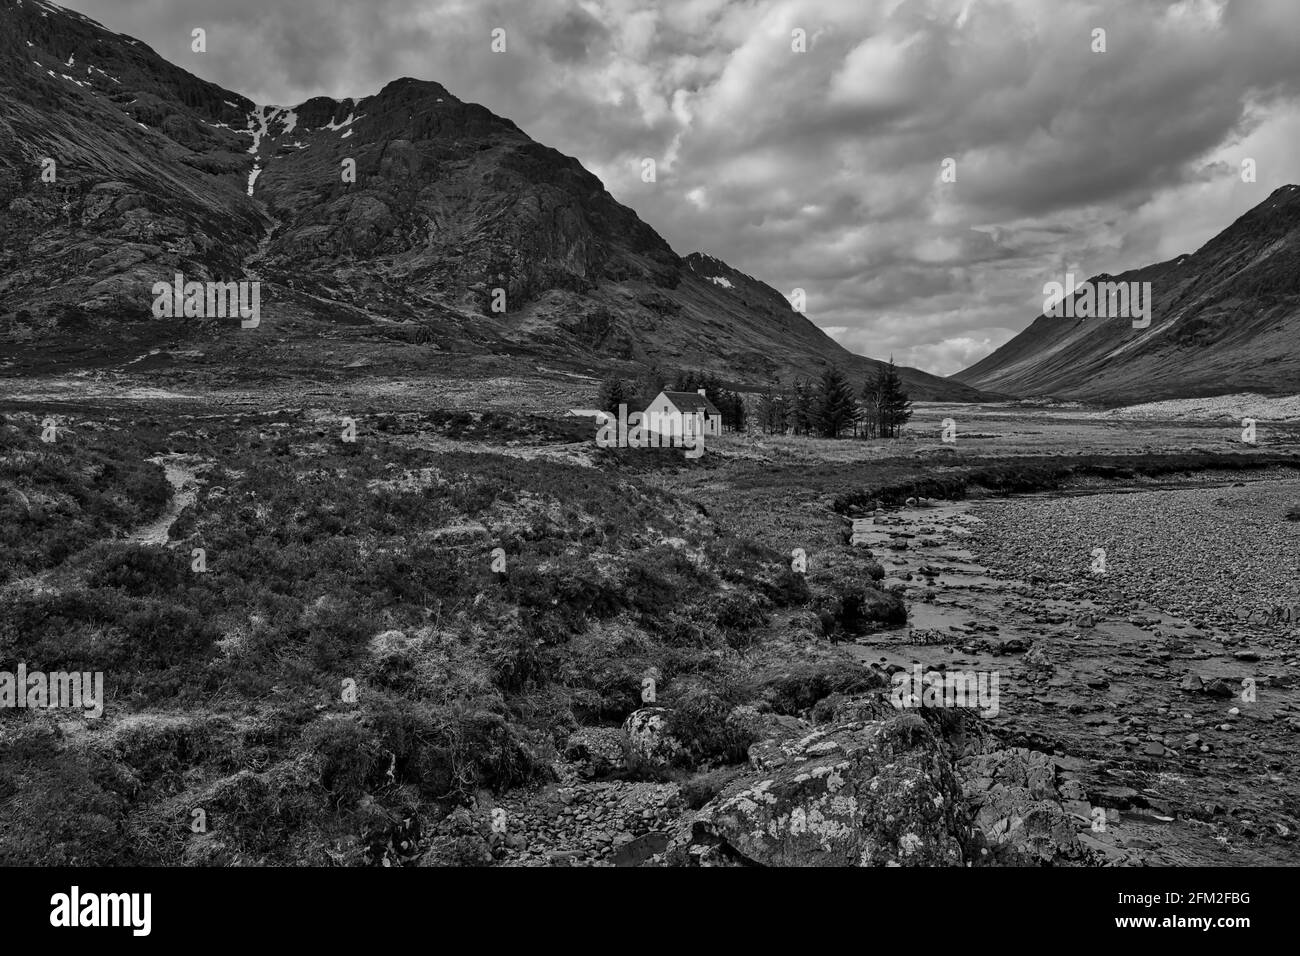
595,360,912,439
755,359,912,438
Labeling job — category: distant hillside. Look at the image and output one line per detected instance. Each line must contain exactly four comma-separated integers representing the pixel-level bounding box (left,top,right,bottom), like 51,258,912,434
953,185,1300,403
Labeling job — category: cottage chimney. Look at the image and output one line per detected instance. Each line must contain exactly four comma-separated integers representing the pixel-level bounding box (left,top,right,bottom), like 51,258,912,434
697,388,706,397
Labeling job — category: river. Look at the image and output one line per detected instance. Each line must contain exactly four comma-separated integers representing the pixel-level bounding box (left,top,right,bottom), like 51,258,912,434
847,479,1300,865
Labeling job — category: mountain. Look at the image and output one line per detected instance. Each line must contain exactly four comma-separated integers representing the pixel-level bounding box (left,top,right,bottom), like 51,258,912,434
953,186,1300,403
0,0,986,401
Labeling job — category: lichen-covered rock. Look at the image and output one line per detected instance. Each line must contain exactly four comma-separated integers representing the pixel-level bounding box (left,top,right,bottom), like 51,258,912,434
959,748,1084,865
623,708,685,768
665,714,972,866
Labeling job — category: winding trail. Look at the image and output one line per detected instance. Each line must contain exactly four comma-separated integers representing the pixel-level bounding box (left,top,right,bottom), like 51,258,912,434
2,455,203,597
126,456,199,546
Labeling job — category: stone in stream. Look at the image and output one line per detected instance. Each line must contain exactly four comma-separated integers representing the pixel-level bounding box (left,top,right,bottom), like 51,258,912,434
960,748,1091,865
1202,678,1239,698
997,637,1031,654
1024,644,1054,670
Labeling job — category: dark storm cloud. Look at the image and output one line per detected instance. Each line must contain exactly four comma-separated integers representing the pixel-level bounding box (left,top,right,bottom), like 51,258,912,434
71,0,1300,374
538,8,611,62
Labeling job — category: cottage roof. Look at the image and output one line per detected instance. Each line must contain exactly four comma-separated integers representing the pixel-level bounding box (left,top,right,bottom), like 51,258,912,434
660,390,722,416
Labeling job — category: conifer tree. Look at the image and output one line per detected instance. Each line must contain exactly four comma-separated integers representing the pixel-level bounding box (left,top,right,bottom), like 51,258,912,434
874,358,913,438
815,365,859,438
596,376,630,413
759,383,789,434
790,379,815,435
860,374,880,439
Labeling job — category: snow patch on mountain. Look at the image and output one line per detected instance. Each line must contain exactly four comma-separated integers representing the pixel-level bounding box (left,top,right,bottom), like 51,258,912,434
244,105,285,197
325,112,360,131
246,105,283,156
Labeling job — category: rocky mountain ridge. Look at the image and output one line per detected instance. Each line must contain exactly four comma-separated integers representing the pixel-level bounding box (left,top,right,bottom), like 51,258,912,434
0,0,987,400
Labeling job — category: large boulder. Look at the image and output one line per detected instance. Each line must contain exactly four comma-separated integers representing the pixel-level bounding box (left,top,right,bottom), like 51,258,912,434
623,708,685,769
664,714,972,866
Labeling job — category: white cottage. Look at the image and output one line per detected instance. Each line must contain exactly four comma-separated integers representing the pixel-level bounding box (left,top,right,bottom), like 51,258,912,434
643,389,723,438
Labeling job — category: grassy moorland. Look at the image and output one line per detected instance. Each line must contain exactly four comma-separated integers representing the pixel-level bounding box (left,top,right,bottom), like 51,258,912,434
0,406,899,865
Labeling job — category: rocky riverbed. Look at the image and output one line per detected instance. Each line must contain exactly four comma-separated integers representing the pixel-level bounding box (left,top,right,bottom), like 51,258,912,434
970,474,1300,629
846,475,1300,865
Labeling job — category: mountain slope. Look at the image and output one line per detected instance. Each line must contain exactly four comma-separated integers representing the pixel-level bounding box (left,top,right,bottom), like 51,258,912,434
0,0,985,401
953,186,1300,403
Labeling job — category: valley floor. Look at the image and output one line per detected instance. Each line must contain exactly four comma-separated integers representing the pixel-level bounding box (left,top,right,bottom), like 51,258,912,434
1,377,1297,866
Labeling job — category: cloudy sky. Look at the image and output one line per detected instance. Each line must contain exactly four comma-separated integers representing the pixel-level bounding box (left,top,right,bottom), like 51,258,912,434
76,0,1300,375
